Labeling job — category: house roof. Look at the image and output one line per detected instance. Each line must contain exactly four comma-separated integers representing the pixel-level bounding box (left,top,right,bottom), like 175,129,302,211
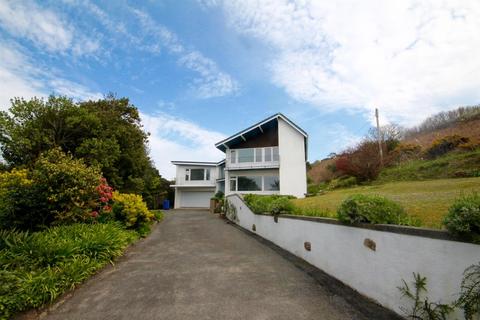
214,113,307,152
171,161,218,167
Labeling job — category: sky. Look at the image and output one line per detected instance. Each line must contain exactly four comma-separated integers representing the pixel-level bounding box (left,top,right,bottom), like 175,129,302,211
1,0,480,179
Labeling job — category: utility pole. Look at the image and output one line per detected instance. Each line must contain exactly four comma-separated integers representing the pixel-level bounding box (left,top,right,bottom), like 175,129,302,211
375,108,384,166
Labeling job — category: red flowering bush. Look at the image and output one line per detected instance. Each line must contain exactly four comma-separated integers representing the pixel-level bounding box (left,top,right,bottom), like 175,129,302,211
91,178,114,219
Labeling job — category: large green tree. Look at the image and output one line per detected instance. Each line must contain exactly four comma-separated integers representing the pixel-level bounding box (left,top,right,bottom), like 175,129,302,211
0,95,169,207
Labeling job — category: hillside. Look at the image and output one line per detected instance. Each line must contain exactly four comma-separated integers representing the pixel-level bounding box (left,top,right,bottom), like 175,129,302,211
403,118,480,148
293,177,480,229
308,105,480,184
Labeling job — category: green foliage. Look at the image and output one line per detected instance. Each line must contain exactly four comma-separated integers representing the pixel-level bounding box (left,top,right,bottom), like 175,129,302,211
0,223,137,319
458,262,480,320
151,210,164,222
0,169,38,230
0,149,102,230
213,190,224,199
378,149,480,182
426,135,469,159
328,176,357,189
443,193,480,243
398,273,454,320
243,194,295,215
32,148,101,224
112,191,154,231
337,194,410,225
0,95,170,208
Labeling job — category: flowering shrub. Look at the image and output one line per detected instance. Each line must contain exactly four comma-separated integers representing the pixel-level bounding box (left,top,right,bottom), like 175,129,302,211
112,191,153,231
0,169,39,229
426,135,469,159
92,178,114,219
32,148,101,224
0,149,105,230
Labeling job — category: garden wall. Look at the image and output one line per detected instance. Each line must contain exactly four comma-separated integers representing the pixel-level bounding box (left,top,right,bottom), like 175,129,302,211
226,194,480,318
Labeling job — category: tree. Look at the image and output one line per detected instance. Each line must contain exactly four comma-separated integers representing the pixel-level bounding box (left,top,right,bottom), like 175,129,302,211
368,123,403,152
0,95,167,208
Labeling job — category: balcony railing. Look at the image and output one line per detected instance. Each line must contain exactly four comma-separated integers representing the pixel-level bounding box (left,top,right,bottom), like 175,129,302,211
226,146,280,169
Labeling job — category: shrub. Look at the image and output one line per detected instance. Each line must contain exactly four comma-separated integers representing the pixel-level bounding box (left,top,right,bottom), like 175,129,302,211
335,140,385,181
112,191,153,231
243,194,295,215
0,169,40,230
337,194,408,225
426,135,469,159
0,223,137,319
32,148,102,224
443,193,480,243
387,143,422,165
458,262,480,320
328,176,357,189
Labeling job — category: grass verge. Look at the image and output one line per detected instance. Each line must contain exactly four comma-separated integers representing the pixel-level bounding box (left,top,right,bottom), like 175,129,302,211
292,177,480,229
0,223,138,319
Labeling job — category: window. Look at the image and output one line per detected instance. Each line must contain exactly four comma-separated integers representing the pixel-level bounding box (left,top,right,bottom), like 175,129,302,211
265,147,272,161
206,168,210,180
230,178,237,191
190,168,205,180
255,148,263,162
272,147,279,161
230,150,236,164
185,169,190,181
264,176,280,191
238,148,254,163
237,176,262,191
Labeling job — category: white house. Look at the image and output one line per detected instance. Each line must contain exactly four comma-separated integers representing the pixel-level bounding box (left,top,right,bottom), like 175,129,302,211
171,113,308,209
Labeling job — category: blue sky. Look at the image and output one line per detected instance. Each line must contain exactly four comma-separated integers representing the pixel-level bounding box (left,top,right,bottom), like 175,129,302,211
1,0,480,178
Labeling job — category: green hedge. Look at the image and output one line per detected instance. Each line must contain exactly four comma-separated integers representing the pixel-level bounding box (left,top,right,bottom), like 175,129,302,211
0,223,137,319
443,193,480,243
337,194,411,225
243,194,295,215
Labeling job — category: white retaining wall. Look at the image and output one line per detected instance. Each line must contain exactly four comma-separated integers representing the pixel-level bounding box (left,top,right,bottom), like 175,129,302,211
227,194,480,318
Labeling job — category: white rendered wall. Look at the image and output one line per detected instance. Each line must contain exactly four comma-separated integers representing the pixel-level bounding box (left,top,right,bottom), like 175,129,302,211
278,118,307,198
227,194,480,318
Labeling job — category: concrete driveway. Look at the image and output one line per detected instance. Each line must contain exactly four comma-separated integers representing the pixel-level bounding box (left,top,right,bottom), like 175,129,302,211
41,210,392,320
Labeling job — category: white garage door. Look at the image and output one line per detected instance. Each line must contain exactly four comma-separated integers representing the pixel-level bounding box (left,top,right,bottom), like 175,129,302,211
180,191,214,208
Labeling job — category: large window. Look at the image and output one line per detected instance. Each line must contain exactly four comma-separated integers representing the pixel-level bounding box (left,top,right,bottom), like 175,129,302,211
264,176,280,191
186,168,210,181
230,175,280,192
238,148,254,163
237,176,262,191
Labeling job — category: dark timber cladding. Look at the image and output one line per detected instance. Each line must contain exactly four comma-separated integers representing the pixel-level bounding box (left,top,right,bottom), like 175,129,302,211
229,120,278,149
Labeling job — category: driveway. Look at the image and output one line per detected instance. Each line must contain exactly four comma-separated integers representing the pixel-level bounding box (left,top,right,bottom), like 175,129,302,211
42,210,388,320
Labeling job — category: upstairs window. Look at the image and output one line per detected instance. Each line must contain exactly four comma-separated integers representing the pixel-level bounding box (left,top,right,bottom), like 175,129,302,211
238,148,254,163
230,150,236,164
185,169,190,181
190,168,206,180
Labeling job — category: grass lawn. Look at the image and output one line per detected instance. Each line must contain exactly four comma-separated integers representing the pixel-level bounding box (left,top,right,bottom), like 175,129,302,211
292,177,480,229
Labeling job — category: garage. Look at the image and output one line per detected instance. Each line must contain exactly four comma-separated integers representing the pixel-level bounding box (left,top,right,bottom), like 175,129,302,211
178,190,214,208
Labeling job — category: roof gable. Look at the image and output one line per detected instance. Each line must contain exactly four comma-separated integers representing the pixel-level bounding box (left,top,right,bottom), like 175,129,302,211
215,113,307,152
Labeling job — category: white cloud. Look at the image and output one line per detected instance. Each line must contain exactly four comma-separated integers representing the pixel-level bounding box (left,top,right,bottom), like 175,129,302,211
0,41,102,110
0,0,99,56
215,0,480,125
128,7,239,98
141,112,226,179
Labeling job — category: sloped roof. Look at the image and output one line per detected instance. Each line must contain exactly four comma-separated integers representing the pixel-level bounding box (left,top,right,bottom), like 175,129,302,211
214,113,307,152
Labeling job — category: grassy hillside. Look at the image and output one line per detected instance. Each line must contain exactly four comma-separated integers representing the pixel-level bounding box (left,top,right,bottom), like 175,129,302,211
292,177,480,229
378,149,480,182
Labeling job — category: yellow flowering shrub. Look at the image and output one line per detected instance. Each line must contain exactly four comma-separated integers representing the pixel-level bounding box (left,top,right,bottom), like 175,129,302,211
0,169,36,229
112,191,153,229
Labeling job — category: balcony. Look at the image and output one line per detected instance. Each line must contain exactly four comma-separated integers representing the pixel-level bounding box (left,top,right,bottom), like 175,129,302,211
226,146,280,170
